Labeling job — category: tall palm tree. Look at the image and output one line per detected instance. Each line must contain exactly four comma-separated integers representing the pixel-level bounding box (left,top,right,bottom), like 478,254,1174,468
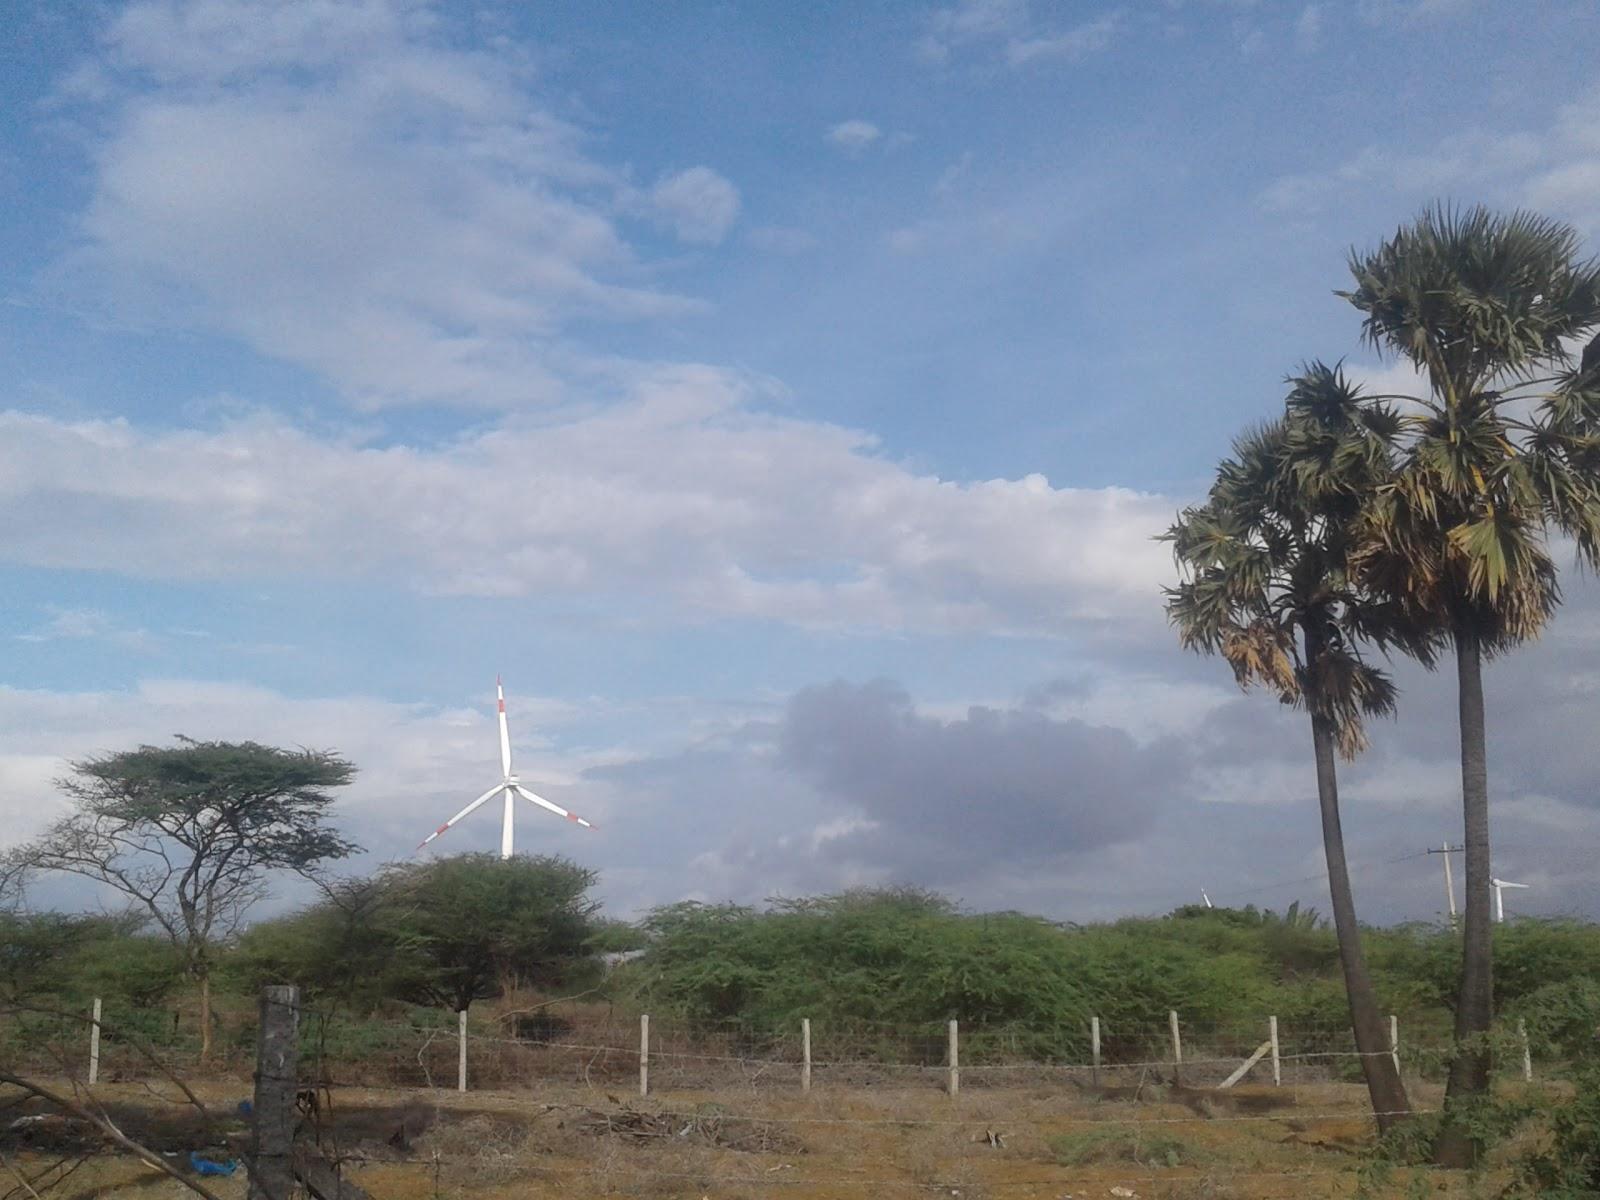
1165,364,1425,1133
1341,206,1600,1164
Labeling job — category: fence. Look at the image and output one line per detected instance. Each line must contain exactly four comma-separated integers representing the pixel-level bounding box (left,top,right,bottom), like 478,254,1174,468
1,994,1538,1096
0,992,1560,1200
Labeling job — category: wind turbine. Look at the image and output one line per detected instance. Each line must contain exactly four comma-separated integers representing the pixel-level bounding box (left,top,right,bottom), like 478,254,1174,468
1491,877,1530,923
417,678,594,859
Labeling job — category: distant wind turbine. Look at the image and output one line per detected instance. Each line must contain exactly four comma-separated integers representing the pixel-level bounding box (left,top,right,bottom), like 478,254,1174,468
417,677,594,860
1491,877,1530,923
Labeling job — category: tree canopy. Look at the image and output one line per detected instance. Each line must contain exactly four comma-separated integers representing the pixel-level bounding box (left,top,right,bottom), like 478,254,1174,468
11,737,359,1055
235,853,603,1014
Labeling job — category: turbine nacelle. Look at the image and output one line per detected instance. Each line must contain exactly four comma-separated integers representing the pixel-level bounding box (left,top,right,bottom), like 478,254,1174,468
415,679,596,860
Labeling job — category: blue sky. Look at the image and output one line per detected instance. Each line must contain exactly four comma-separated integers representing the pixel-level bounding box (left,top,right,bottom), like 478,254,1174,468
4,0,1600,923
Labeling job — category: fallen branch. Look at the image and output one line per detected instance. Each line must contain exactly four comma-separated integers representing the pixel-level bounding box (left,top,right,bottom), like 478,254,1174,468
0,1072,223,1200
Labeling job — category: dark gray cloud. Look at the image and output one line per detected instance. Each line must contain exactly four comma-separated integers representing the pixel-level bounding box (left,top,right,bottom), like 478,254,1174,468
777,678,1184,880
566,589,1600,922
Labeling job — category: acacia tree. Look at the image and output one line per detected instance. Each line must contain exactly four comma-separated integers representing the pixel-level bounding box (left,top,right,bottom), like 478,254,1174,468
1341,207,1600,1162
376,853,600,1014
1166,365,1427,1132
12,738,358,1058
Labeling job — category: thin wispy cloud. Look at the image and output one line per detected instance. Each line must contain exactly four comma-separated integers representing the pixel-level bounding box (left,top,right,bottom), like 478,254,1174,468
14,607,156,653
1260,87,1600,237
1005,13,1121,65
917,0,1122,67
1294,4,1324,51
43,0,732,409
826,119,882,154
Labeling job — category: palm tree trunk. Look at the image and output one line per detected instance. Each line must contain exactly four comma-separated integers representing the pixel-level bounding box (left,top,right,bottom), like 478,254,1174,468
1435,627,1494,1167
1309,710,1413,1133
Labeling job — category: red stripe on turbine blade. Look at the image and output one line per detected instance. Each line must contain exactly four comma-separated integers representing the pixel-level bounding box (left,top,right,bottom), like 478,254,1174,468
566,812,578,821
435,824,450,835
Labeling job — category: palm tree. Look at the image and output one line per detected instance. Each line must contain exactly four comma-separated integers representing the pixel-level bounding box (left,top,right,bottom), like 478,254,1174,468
1165,364,1425,1133
1340,206,1600,1163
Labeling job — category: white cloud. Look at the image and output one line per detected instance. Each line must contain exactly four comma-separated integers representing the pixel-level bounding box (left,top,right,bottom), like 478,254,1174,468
44,0,725,409
826,119,882,154
649,167,742,245
0,370,1173,637
1259,86,1600,238
918,0,1121,67
917,0,1027,61
102,0,435,82
14,607,157,653
1006,14,1121,65
1357,0,1477,24
1294,4,1323,51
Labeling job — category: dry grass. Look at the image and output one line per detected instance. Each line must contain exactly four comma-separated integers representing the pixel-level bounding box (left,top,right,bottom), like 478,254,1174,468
1,1073,1522,1200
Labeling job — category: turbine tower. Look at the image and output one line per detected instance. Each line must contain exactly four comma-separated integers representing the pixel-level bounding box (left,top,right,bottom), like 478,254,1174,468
417,677,594,859
1491,876,1529,923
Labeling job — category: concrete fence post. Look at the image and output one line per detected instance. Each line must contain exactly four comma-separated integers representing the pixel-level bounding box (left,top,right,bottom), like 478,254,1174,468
249,985,299,1200
947,1019,959,1098
88,998,102,1086
801,1018,812,1094
639,1014,650,1098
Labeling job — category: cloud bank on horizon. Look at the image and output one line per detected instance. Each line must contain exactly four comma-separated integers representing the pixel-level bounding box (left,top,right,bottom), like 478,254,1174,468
3,0,1599,923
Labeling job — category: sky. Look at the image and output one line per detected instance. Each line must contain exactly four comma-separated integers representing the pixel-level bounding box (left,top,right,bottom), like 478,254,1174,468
4,0,1600,926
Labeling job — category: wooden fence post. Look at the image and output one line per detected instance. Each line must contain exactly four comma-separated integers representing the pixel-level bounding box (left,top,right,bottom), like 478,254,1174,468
1168,1010,1182,1084
1268,1015,1280,1087
639,1014,650,1098
947,1019,959,1098
88,998,102,1086
1090,1016,1101,1088
1518,1019,1533,1083
457,1009,468,1093
801,1018,812,1094
250,985,299,1200
1388,1014,1400,1075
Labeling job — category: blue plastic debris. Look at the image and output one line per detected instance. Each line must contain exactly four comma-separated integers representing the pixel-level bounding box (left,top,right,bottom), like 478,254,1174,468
189,1152,238,1177
236,1099,253,1118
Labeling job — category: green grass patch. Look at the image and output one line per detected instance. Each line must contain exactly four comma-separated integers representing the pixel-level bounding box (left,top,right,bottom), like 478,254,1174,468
1049,1125,1204,1169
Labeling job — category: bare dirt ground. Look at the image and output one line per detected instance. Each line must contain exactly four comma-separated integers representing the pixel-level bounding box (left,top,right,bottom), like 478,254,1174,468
4,1073,1530,1200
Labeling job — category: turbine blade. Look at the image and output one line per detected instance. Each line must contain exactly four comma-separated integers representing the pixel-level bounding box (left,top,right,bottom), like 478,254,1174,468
417,784,504,850
497,678,513,778
514,784,595,830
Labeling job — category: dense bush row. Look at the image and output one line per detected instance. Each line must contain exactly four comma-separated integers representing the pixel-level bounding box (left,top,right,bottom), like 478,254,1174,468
625,889,1600,1065
7,884,1599,1071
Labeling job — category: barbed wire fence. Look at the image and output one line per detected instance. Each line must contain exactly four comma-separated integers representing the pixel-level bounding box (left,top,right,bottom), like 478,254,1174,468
1,990,1557,1198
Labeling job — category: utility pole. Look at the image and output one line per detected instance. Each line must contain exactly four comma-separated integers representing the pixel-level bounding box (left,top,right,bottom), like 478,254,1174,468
1426,843,1461,928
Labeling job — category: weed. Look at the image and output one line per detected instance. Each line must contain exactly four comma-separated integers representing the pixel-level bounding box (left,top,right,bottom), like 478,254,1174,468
1049,1124,1203,1169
